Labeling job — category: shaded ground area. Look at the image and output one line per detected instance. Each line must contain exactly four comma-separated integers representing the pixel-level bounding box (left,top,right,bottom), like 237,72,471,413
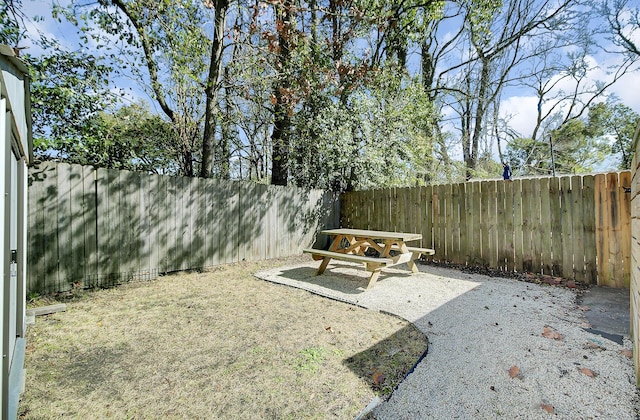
578,286,630,345
19,256,427,419
256,259,639,419
424,260,631,346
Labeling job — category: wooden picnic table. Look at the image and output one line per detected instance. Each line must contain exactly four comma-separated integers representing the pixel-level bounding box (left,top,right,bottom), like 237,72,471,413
303,228,434,289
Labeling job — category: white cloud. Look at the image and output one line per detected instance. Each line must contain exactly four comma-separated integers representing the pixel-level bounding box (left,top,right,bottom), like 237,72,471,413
499,95,539,138
608,70,640,113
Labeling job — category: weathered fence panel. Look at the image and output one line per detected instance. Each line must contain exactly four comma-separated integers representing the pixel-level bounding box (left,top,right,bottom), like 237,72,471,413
630,122,640,386
341,172,631,286
27,161,338,294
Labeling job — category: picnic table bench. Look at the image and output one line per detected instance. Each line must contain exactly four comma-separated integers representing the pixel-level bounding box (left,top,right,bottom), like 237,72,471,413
303,228,435,289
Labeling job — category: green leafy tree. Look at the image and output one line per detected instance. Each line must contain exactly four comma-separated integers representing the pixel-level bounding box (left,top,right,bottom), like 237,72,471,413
24,37,116,152
1,0,22,47
60,0,212,176
506,107,614,175
585,102,639,170
36,103,179,173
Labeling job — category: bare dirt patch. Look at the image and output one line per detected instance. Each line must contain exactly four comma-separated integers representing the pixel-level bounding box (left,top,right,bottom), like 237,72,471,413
19,256,427,419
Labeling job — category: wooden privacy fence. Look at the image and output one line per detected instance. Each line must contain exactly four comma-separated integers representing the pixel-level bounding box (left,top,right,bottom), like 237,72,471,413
27,161,338,294
341,172,631,287
629,123,640,385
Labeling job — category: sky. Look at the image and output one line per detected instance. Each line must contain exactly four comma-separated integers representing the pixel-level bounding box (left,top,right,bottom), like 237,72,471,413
16,0,640,171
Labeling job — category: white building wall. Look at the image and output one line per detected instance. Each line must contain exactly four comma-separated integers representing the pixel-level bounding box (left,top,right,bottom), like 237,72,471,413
0,45,31,420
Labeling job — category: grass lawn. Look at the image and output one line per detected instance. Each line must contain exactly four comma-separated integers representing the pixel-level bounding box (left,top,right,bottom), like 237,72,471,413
19,256,427,419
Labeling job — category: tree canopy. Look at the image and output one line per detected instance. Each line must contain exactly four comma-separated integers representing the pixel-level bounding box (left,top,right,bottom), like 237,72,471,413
7,0,640,189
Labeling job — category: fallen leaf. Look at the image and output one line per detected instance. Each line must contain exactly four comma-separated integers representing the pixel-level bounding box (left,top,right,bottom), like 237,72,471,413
583,342,605,351
578,367,597,377
542,326,563,340
508,365,520,379
540,403,554,414
372,371,386,385
620,349,633,358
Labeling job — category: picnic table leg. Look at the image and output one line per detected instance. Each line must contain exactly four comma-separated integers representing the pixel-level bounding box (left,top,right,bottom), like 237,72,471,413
407,252,420,273
317,257,332,275
366,269,382,289
316,234,345,274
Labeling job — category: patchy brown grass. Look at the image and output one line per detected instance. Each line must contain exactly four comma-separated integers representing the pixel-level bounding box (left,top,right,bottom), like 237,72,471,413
19,257,427,419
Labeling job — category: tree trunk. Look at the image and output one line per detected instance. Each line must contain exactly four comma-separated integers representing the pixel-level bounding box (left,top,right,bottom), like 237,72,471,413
200,0,229,178
270,0,294,186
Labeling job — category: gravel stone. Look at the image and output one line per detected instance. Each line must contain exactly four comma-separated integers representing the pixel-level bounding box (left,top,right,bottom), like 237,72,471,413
255,261,640,419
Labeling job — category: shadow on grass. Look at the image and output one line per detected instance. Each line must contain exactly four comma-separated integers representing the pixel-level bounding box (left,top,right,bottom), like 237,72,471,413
343,324,429,396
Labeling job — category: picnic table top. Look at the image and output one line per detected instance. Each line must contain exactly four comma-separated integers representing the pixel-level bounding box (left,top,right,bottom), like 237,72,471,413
321,228,422,242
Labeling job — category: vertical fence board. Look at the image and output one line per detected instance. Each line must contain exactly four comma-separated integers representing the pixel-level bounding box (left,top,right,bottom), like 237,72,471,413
168,175,180,271
44,164,59,292
487,181,498,268
128,171,142,277
108,169,122,282
620,171,632,288
496,181,506,270
341,192,350,228
383,188,391,231
450,183,461,263
571,176,586,282
470,182,481,265
27,162,49,292
608,172,624,287
478,182,489,266
442,184,452,260
503,181,515,271
358,190,368,229
389,187,397,233
157,175,169,272
398,187,408,234
512,180,524,272
433,185,443,259
342,191,351,228
410,186,420,245
183,176,193,270
458,183,468,264
549,177,563,276
348,190,357,229
68,164,85,285
427,186,436,251
371,189,381,231
209,180,222,264
560,176,575,279
56,163,72,291
582,175,597,284
530,178,542,274
360,190,368,229
521,179,533,273
193,177,207,268
595,174,610,285
463,182,473,264
375,189,384,231
95,169,107,283
268,185,279,259
144,174,158,276
539,178,552,275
